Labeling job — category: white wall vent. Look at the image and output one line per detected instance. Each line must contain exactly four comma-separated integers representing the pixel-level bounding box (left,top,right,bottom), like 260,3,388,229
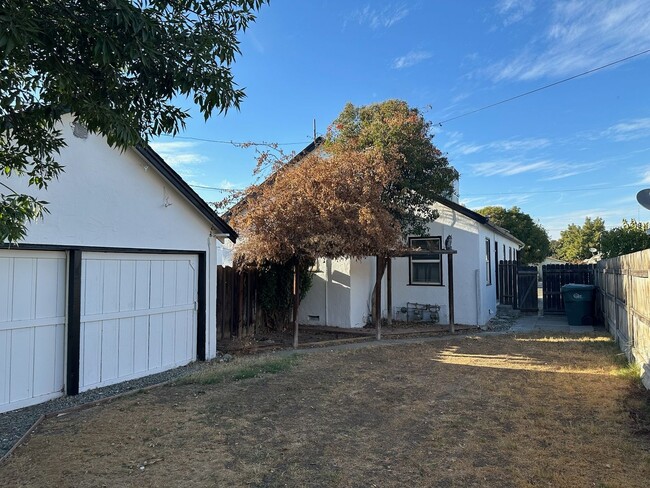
72,122,88,139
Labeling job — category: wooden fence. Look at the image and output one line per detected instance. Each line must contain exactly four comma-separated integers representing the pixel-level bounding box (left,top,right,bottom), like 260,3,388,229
217,265,260,341
542,264,594,314
517,266,538,313
498,260,518,308
595,249,650,389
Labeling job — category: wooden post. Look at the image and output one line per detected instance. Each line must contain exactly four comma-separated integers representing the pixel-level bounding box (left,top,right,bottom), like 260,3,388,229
237,271,245,337
447,253,455,334
386,258,392,326
374,255,384,340
293,264,300,348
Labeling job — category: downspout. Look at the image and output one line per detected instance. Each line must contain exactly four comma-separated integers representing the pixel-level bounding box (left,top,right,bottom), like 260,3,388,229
324,259,329,326
475,269,481,327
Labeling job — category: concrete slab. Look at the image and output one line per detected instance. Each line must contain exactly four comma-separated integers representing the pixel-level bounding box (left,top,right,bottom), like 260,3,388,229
511,314,594,334
569,325,595,333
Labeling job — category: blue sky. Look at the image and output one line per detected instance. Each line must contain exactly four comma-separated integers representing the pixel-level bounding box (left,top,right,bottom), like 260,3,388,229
150,0,650,239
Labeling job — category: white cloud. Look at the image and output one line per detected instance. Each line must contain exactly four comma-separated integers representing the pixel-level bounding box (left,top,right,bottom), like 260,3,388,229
495,0,535,26
392,50,432,69
472,160,552,176
470,159,600,180
641,167,650,184
487,0,650,82
602,118,650,141
149,140,209,180
347,4,409,29
462,193,533,208
149,141,207,168
455,137,550,155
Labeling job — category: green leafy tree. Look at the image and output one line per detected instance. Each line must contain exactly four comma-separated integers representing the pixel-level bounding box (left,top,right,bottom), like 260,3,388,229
600,219,650,258
231,100,457,337
475,206,550,264
327,100,459,236
555,217,606,262
257,262,313,331
1,0,268,242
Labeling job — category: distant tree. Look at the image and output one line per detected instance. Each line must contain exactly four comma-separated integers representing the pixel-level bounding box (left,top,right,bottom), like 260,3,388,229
600,219,650,258
327,100,458,236
555,217,606,262
549,239,561,258
1,0,268,243
475,206,550,264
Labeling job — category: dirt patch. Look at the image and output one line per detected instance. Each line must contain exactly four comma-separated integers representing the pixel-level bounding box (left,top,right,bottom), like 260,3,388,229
2,333,650,487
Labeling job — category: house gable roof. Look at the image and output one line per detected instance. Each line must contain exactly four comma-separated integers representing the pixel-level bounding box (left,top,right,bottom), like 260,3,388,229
136,145,237,242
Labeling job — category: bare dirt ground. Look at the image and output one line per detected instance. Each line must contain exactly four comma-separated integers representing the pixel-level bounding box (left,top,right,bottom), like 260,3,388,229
2,333,649,487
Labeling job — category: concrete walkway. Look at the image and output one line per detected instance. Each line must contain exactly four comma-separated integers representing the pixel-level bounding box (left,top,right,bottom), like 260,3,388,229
511,313,595,334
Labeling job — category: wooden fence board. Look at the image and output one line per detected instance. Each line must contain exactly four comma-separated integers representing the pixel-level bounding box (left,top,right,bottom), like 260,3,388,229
542,264,594,315
498,260,518,307
217,266,259,342
517,266,538,313
596,249,650,389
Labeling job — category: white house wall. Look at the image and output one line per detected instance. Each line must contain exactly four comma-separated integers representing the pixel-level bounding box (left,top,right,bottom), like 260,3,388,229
350,257,376,327
477,226,496,325
389,204,482,326
298,201,523,329
7,117,213,252
298,258,353,327
298,259,328,326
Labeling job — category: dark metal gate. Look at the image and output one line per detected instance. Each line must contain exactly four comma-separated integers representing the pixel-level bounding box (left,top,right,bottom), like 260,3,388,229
542,264,594,314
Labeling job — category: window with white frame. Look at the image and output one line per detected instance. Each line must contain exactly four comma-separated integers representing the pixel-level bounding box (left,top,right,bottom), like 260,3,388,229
409,237,442,285
486,238,492,284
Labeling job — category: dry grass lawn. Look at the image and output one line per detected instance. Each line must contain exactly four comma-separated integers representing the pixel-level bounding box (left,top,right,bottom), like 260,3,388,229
2,333,650,487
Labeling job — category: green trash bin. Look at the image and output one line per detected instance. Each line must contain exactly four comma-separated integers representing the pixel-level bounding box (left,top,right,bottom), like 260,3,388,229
561,284,595,325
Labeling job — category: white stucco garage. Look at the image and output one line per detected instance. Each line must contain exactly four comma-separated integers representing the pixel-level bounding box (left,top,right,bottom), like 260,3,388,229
0,115,236,413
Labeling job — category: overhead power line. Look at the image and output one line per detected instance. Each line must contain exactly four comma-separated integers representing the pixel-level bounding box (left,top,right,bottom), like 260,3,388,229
190,184,243,191
194,183,637,196
435,48,650,126
158,134,311,146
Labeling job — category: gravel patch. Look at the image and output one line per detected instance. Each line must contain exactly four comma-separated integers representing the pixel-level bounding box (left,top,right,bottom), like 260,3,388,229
485,306,522,332
0,355,230,459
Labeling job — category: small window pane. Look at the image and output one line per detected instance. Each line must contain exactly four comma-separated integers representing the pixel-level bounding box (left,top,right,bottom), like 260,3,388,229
412,262,441,284
411,238,441,261
409,237,443,285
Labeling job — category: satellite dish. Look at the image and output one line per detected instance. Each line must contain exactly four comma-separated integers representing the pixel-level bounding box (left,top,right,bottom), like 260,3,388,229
637,188,650,210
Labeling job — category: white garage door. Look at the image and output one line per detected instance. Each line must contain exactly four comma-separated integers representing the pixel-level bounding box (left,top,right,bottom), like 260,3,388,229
79,253,198,392
0,251,66,413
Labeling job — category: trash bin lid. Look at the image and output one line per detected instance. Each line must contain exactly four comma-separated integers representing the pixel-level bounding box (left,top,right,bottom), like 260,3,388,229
560,283,595,292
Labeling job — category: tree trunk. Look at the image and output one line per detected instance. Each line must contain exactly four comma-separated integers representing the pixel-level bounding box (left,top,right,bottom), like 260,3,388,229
386,258,392,326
